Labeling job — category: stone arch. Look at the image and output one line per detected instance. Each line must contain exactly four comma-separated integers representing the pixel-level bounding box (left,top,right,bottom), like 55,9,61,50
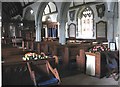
36,1,71,43
35,2,47,41
36,1,58,42
23,7,35,21
36,2,49,23
58,2,71,22
58,2,71,44
36,1,58,24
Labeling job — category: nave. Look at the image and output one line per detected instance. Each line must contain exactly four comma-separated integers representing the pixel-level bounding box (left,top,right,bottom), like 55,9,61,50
2,43,119,85
1,0,119,86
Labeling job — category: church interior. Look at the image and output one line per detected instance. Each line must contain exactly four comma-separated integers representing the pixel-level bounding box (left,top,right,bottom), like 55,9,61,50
1,0,120,86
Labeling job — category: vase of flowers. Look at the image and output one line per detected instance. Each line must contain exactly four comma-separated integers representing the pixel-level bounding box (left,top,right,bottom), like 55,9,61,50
88,44,110,53
22,52,48,61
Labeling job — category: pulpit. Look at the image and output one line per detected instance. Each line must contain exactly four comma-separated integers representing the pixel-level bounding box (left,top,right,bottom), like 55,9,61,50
85,52,107,78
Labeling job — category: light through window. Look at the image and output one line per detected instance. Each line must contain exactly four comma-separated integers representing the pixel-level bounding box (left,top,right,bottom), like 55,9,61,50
77,7,95,39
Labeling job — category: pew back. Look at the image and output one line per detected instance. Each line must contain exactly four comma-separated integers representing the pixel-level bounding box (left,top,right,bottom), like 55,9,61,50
2,62,33,85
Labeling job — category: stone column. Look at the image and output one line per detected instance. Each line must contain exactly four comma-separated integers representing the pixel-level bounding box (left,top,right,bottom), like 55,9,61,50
107,18,114,47
35,23,41,53
106,2,117,47
35,11,42,42
35,23,42,42
59,20,66,45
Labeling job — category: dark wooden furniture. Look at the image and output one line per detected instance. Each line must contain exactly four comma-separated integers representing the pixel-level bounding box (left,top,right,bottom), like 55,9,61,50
63,43,92,69
2,56,58,85
27,60,60,86
76,49,86,72
85,52,107,78
2,62,33,85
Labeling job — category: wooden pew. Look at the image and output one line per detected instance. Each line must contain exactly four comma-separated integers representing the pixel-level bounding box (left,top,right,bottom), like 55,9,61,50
2,44,29,63
76,49,86,72
2,62,33,85
27,60,60,86
2,56,57,85
63,43,92,69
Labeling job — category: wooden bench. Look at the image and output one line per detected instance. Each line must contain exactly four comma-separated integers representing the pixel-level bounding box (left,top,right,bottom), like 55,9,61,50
27,60,60,86
2,62,33,85
2,57,59,85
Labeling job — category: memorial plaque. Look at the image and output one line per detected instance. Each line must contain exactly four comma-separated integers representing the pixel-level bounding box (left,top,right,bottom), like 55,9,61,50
96,21,107,39
68,23,76,38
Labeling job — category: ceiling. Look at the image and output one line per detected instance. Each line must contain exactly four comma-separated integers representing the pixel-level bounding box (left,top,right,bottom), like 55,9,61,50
1,1,109,22
2,2,34,22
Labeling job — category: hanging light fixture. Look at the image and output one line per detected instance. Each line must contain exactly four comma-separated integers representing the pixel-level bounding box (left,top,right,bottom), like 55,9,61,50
30,9,34,14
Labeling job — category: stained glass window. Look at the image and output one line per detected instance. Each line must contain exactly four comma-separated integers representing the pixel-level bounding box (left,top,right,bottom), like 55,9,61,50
77,7,95,39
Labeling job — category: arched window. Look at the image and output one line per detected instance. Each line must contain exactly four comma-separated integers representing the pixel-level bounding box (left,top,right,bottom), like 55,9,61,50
44,2,57,15
77,7,95,39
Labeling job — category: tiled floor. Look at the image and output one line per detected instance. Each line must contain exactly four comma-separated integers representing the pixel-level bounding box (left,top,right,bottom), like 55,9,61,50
61,73,118,85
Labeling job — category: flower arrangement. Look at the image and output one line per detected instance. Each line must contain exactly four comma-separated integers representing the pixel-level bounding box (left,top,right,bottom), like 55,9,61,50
88,45,110,53
22,52,48,61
